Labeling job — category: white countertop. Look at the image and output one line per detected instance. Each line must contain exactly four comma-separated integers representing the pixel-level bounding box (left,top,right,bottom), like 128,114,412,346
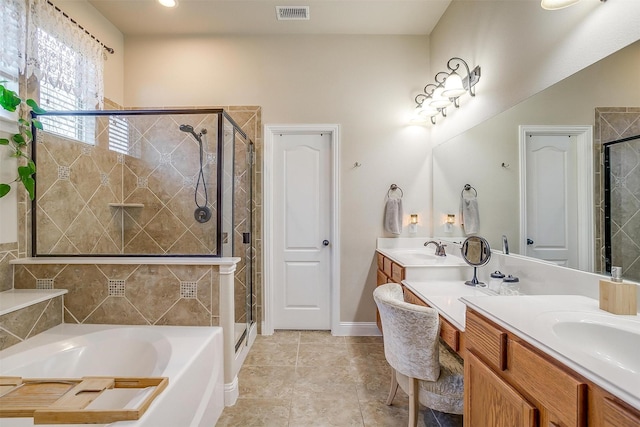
0,289,68,316
462,294,640,411
402,280,494,330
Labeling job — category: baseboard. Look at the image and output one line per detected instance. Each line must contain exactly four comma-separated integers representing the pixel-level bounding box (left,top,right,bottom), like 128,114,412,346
333,322,382,336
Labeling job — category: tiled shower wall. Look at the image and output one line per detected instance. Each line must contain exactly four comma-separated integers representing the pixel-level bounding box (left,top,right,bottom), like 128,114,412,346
35,112,221,255
15,102,263,331
594,107,640,281
14,264,220,326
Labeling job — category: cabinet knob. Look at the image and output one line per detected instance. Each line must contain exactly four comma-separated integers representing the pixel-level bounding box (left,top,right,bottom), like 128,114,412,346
322,240,330,246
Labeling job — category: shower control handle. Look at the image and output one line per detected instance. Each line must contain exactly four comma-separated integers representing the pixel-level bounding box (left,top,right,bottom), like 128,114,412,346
322,240,330,246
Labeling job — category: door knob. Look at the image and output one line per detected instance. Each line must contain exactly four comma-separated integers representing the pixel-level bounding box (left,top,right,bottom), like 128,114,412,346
527,238,534,245
322,240,330,246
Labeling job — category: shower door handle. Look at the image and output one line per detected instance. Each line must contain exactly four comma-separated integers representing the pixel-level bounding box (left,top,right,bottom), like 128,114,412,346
322,240,330,246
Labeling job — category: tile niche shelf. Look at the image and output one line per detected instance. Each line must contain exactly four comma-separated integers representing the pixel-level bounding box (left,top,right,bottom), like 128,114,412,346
107,203,145,208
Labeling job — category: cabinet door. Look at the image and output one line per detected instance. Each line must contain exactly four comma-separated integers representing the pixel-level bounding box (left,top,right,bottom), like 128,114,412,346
465,351,537,427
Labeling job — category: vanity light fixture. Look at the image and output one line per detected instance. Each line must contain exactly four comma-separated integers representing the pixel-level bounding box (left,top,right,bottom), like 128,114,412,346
541,0,606,10
411,57,481,125
444,214,455,232
409,214,419,234
158,0,178,8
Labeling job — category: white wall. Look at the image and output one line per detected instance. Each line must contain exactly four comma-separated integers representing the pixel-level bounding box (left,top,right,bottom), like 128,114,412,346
429,0,640,146
123,35,431,323
0,129,18,244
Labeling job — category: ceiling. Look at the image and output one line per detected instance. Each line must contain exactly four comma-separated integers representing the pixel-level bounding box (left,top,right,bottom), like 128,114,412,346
86,0,452,36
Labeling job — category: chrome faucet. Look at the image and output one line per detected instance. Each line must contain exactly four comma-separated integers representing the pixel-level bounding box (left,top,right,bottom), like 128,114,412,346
424,240,447,256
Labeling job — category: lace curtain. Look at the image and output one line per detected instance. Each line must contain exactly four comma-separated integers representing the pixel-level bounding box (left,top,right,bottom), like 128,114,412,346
0,0,27,75
26,0,104,108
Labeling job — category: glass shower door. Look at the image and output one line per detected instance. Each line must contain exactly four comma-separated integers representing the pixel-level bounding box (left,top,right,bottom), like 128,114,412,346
221,114,254,349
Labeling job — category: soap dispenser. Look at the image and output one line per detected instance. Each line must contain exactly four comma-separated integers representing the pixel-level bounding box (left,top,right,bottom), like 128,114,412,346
599,266,638,315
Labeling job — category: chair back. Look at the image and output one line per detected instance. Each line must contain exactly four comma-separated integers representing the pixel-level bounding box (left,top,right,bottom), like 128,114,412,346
373,283,441,381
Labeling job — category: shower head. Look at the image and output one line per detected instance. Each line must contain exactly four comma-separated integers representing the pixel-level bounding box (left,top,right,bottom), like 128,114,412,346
179,124,195,134
179,123,203,145
179,124,207,142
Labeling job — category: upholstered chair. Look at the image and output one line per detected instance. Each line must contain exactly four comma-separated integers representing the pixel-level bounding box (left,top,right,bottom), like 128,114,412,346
373,283,464,427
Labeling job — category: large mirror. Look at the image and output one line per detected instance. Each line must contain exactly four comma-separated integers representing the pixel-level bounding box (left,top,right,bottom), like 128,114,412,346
433,39,640,281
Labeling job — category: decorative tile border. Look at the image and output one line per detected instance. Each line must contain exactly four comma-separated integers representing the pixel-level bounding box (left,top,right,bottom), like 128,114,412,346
36,278,54,289
57,165,70,180
180,281,198,299
108,279,126,297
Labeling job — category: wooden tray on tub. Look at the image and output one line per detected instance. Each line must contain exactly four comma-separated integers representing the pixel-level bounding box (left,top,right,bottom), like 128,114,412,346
0,376,168,424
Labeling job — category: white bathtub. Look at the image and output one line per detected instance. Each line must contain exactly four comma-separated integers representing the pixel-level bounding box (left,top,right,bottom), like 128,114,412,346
0,324,224,427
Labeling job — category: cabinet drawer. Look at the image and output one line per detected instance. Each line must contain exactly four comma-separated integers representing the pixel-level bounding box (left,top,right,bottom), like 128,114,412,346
391,263,404,283
465,310,507,371
377,253,384,270
440,319,460,352
377,270,389,286
508,339,586,427
383,257,393,277
602,398,640,427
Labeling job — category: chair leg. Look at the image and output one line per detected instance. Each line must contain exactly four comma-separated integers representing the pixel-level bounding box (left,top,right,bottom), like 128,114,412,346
408,377,419,427
385,368,399,405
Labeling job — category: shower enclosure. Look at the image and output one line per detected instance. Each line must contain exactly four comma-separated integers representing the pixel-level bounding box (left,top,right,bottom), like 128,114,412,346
603,133,640,282
31,108,255,345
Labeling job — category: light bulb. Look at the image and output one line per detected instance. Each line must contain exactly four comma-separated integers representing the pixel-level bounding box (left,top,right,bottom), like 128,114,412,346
158,0,178,8
429,87,452,109
442,72,467,98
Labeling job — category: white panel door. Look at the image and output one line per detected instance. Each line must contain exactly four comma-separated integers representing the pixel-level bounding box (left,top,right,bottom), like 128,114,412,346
525,134,578,268
273,132,331,329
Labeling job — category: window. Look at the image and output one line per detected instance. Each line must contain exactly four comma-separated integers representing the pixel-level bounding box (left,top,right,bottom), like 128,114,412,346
108,116,130,155
0,0,26,127
27,0,104,144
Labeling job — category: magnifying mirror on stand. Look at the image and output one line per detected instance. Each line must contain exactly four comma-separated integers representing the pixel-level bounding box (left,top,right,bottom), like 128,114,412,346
460,236,492,287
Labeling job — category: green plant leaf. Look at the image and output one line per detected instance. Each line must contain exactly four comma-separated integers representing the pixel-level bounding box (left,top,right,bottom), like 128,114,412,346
0,138,9,145
32,119,43,130
12,134,25,145
28,160,36,172
18,166,35,200
0,86,21,112
24,129,33,142
0,184,11,198
26,99,46,114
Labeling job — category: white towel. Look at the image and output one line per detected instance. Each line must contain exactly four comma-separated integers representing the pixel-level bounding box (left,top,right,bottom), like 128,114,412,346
384,197,403,236
460,193,479,235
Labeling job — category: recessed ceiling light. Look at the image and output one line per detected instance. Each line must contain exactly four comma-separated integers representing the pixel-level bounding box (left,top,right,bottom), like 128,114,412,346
158,0,177,8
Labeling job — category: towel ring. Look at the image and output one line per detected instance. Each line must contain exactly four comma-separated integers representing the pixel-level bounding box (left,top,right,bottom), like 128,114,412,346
461,184,477,198
388,184,403,198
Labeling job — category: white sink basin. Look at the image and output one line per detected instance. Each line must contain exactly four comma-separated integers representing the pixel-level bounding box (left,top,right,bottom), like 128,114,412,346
551,319,640,374
381,249,468,267
536,311,640,375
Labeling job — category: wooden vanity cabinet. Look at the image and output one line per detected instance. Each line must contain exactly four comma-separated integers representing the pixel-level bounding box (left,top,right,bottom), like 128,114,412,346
464,308,640,427
465,351,537,427
376,252,405,331
402,286,464,356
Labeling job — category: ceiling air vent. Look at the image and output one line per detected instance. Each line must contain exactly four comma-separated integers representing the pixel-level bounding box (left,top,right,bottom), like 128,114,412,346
276,6,310,21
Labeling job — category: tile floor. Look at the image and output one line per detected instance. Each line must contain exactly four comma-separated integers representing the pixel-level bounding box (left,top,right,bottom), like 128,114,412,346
216,330,463,426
